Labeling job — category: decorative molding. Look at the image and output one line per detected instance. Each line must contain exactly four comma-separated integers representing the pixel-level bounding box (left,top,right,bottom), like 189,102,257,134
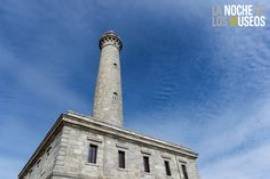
87,136,102,143
161,154,172,160
179,159,187,164
99,31,123,50
141,150,151,155
65,113,198,158
116,143,129,150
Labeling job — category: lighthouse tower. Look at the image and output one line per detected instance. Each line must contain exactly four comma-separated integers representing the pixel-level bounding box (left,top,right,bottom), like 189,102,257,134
93,31,123,127
19,31,200,179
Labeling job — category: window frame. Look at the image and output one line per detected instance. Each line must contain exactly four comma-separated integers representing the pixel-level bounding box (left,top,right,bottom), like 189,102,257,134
88,144,98,164
112,92,119,104
36,159,41,168
118,150,126,169
181,164,189,179
46,146,52,157
143,155,150,173
164,160,172,176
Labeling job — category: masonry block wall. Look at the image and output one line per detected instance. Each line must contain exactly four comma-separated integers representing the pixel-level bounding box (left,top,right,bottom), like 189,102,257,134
21,117,199,179
23,131,62,179
93,32,123,127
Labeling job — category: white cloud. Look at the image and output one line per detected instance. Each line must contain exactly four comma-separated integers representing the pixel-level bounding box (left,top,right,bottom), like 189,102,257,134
201,141,270,179
128,95,270,179
0,44,88,111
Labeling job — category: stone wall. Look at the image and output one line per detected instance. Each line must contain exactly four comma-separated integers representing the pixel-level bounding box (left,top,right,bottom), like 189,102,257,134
21,117,199,179
93,32,123,127
22,130,62,179
50,124,199,179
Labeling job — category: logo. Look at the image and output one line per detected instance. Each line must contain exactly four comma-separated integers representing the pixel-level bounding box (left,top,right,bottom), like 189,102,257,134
212,4,267,27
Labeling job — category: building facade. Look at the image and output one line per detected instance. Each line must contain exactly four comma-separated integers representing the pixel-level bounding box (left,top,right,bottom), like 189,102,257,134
19,32,200,179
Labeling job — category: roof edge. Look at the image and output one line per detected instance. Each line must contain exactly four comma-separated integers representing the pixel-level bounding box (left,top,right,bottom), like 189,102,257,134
64,112,199,158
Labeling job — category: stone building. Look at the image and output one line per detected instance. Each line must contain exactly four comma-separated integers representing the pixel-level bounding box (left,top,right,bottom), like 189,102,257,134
19,31,200,179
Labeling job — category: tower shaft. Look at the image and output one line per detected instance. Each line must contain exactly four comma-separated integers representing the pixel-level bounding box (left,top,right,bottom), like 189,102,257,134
93,32,123,127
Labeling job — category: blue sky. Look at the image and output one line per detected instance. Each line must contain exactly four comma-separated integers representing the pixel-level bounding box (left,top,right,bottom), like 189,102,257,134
0,0,270,178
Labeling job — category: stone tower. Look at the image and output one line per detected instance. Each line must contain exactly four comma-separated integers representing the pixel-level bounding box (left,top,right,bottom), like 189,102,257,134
19,31,200,179
93,31,123,127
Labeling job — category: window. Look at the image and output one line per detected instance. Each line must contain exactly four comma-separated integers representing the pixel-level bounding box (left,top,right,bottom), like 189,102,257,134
113,63,118,68
164,160,171,176
113,92,118,97
88,144,98,164
46,147,52,156
29,169,32,176
112,92,118,104
118,150,125,169
181,164,189,179
143,156,150,173
37,159,41,168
